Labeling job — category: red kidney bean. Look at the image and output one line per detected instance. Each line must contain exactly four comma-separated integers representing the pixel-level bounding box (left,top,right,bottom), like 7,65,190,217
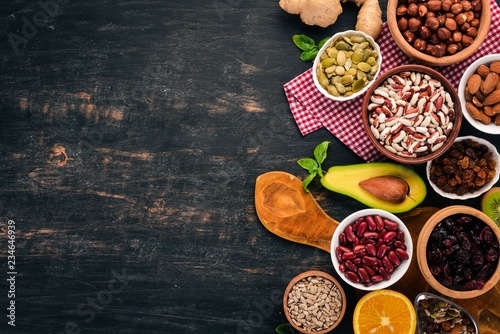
384,218,399,231
398,231,405,242
337,245,351,253
375,215,385,231
345,260,358,272
360,238,376,245
339,263,346,272
379,267,391,280
339,232,347,245
363,231,379,239
371,275,384,282
352,257,362,265
394,240,407,250
366,215,377,231
362,256,379,266
383,231,398,244
342,251,356,260
366,243,377,257
345,271,361,283
353,244,366,254
383,256,394,273
345,225,356,243
352,217,363,232
395,247,410,260
388,250,401,266
377,244,389,259
358,267,370,283
363,265,376,276
357,221,367,238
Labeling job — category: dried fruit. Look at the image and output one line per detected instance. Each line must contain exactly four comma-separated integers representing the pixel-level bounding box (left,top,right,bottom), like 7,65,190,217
359,175,409,203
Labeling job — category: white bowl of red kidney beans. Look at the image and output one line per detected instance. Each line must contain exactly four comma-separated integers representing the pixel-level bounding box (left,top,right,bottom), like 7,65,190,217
426,136,499,199
417,205,500,299
330,208,413,291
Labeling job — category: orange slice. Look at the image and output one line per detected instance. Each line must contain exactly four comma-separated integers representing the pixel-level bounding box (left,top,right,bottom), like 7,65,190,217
353,289,416,334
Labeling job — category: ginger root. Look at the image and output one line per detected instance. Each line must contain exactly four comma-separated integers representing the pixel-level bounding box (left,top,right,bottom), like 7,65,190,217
279,0,383,40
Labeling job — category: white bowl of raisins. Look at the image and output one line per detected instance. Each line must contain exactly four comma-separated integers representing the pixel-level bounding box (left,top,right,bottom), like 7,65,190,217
417,205,500,299
426,136,500,199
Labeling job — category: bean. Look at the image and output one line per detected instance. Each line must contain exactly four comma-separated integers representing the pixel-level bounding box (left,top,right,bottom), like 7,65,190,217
342,252,356,260
353,244,366,254
339,232,347,245
375,215,385,231
358,268,371,283
384,218,399,231
344,271,361,283
395,247,410,260
388,250,401,266
366,215,377,231
377,244,389,259
394,240,407,250
345,260,358,272
362,256,379,266
371,275,384,282
383,231,398,244
345,225,356,243
366,243,377,257
363,231,379,239
383,256,395,273
357,221,367,238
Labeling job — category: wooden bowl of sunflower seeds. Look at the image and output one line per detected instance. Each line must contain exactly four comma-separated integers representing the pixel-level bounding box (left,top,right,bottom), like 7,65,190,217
283,270,346,333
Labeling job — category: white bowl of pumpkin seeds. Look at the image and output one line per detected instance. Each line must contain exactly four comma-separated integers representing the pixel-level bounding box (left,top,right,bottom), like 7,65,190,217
312,30,382,102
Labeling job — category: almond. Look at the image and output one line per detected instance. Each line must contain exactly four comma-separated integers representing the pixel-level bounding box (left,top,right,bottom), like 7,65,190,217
466,101,491,124
483,72,500,95
495,114,500,125
467,73,482,94
484,105,495,117
493,102,500,115
490,61,500,74
477,64,491,78
483,89,500,105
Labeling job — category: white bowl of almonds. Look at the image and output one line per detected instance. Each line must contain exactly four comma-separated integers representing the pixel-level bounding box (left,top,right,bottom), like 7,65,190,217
313,30,382,101
283,270,346,333
459,54,500,134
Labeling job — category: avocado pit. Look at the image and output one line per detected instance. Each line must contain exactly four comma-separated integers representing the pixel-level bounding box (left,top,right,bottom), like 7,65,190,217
359,175,410,204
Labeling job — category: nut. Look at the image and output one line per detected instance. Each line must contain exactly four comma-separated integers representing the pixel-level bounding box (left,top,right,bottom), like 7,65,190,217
483,90,500,105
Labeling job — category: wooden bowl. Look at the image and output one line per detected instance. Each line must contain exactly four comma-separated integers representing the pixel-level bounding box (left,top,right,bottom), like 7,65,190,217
417,206,500,299
283,270,346,333
361,65,462,164
387,0,491,66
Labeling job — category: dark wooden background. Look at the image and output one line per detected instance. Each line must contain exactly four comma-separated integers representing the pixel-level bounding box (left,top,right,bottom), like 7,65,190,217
0,1,499,333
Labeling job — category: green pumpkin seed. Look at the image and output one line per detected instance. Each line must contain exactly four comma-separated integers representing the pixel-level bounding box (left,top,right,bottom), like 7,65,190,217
370,63,379,75
335,41,351,51
342,36,353,45
340,75,354,85
321,58,336,68
319,73,329,88
327,85,340,96
357,62,372,73
325,66,336,74
326,47,338,58
334,82,346,94
356,70,367,80
350,35,366,43
336,51,346,66
366,57,378,66
351,48,364,64
335,66,345,75
345,68,357,76
352,78,366,93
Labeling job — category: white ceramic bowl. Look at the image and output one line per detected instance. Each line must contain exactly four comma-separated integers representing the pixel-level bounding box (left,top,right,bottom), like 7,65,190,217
312,30,382,102
458,54,500,134
330,208,413,291
426,136,500,200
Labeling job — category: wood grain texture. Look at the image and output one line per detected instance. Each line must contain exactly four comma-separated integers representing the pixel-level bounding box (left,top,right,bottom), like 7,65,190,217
0,0,499,333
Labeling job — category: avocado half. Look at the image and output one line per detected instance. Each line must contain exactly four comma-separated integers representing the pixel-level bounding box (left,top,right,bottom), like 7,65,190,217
320,162,426,213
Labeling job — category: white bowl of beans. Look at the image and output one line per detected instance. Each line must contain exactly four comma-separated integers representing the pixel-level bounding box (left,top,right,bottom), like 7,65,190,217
330,208,413,291
426,136,500,200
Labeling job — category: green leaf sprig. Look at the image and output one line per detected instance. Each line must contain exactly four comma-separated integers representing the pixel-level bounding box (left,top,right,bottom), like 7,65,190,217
297,141,330,192
275,323,300,333
292,34,330,62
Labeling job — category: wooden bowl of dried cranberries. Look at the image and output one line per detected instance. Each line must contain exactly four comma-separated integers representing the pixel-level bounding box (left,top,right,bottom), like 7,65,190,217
417,205,500,299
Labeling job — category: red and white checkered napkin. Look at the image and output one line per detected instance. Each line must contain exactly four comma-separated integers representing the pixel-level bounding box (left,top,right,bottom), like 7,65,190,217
284,0,500,162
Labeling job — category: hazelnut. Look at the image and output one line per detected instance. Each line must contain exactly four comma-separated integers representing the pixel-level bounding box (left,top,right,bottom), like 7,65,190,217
455,13,468,25
466,26,478,37
442,0,453,11
452,31,463,43
427,0,442,12
419,26,432,39
461,0,472,11
418,4,428,17
403,30,417,43
413,38,428,51
407,3,419,16
396,4,408,16
431,43,447,57
409,17,422,32
470,18,480,28
451,3,464,14
447,43,460,54
471,0,482,12
437,27,452,41
465,10,475,22
425,16,440,31
437,15,447,27
429,33,441,44
445,17,457,31
398,17,409,31
462,34,474,46
460,22,471,33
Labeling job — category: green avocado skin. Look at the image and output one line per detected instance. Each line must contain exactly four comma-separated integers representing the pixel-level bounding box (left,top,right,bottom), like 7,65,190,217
320,162,427,213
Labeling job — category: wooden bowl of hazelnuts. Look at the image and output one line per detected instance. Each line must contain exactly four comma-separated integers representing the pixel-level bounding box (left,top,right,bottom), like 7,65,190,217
387,0,491,66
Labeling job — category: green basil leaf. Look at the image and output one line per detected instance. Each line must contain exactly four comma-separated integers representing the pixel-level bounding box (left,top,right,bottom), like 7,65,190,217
300,48,318,62
302,171,317,193
292,34,316,51
313,141,330,166
275,323,299,333
318,37,330,49
297,158,318,173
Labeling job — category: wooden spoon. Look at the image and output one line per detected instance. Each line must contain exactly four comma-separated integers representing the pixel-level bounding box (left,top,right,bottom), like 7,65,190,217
254,171,338,252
